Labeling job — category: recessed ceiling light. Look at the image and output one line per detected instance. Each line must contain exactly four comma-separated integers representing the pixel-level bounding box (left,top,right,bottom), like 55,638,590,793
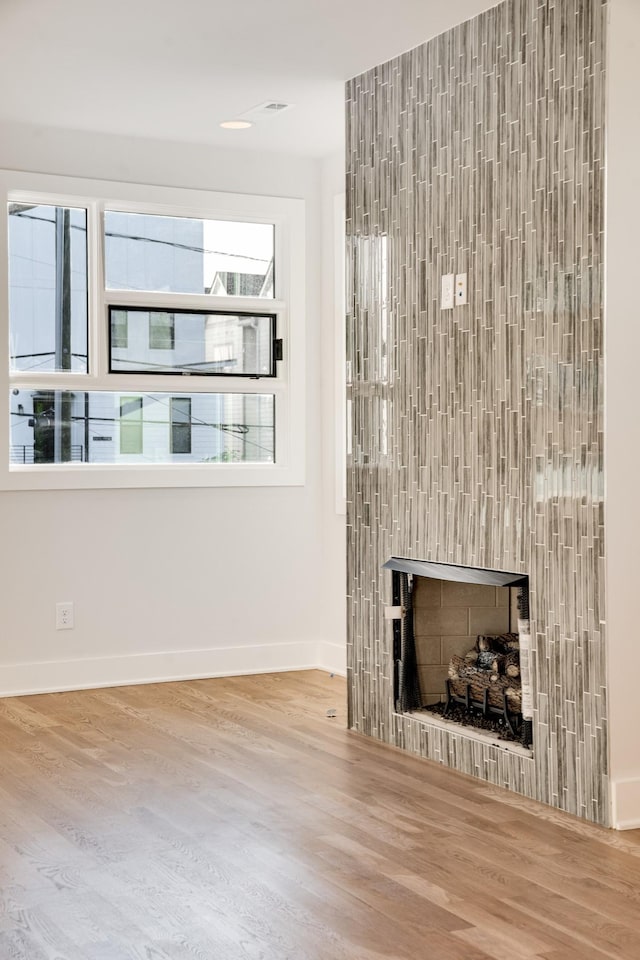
219,120,253,130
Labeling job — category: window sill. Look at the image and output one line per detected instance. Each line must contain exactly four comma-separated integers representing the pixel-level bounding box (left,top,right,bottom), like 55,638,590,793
3,460,304,491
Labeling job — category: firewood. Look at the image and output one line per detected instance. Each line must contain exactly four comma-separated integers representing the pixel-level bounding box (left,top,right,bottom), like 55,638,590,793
447,655,522,712
476,633,519,653
504,651,520,678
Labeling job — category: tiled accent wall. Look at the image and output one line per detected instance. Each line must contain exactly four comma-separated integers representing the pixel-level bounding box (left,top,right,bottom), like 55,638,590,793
413,578,512,703
346,0,608,823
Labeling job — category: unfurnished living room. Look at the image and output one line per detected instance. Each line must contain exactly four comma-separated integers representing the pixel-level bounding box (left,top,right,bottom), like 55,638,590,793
1,0,639,957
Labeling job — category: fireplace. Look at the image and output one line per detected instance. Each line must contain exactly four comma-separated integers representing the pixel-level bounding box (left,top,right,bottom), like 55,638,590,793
346,0,607,822
384,558,533,749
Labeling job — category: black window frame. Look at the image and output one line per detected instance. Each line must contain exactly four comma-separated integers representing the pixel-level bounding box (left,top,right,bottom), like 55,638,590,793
108,305,278,378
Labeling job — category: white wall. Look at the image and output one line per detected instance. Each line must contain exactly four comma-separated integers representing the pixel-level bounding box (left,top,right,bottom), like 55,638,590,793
319,151,347,675
0,121,346,693
605,0,640,828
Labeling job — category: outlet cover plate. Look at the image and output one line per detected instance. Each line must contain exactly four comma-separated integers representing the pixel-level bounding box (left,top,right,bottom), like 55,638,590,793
56,602,74,630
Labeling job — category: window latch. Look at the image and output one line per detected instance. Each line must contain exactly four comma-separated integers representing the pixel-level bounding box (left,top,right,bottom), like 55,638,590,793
274,338,283,362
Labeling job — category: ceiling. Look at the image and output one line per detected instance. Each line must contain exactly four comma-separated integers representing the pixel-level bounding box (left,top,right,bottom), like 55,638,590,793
0,0,495,158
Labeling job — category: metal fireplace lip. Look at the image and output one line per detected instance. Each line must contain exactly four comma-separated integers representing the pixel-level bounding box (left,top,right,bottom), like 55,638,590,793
382,557,528,588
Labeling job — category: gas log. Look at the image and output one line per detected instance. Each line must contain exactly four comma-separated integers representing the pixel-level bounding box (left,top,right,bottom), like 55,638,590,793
448,655,522,711
445,633,523,733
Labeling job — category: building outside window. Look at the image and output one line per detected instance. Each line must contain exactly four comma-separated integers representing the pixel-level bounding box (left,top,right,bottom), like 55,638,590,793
119,396,143,455
111,309,128,349
170,397,192,455
148,312,175,351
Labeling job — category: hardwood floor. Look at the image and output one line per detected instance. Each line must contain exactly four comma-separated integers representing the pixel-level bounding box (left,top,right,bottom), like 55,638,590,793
0,671,639,960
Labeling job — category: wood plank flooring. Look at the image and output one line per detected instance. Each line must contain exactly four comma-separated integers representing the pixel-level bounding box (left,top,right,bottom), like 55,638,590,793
0,670,639,959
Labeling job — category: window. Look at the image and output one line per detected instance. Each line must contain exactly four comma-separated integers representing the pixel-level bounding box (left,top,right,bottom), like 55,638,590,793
111,309,128,349
9,203,88,373
1,171,305,489
104,212,274,298
9,389,274,465
148,312,175,351
119,396,143,455
170,397,191,455
110,307,275,375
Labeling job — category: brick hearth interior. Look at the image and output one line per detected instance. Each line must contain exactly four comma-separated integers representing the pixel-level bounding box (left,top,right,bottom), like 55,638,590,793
412,577,519,705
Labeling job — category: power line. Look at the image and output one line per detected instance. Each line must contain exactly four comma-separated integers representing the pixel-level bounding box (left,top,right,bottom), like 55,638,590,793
9,405,274,455
10,210,273,263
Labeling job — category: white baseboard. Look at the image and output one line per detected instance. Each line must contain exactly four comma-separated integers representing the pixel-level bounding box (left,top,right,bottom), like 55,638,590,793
0,640,344,698
611,777,640,829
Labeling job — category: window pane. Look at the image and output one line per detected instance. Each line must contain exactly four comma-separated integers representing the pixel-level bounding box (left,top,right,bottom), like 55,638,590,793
109,308,275,376
111,309,128,348
104,212,274,298
120,396,143,455
10,390,275,464
149,312,175,350
171,397,191,454
8,203,88,372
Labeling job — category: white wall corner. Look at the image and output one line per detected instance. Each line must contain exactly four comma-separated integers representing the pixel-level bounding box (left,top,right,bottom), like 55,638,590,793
605,0,640,830
315,639,347,677
611,778,640,830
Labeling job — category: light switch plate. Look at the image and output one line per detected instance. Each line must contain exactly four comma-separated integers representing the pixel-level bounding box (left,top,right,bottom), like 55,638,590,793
441,273,454,310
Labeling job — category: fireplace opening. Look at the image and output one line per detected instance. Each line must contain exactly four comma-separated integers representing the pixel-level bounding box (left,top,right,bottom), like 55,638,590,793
384,558,533,749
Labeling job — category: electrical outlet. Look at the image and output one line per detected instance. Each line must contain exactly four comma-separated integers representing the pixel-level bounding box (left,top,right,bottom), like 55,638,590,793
56,602,74,630
455,273,468,305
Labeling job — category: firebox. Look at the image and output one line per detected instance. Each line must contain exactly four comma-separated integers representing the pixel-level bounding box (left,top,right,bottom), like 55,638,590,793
383,558,533,749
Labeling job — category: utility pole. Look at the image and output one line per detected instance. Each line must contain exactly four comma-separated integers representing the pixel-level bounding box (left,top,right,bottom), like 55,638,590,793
54,208,72,462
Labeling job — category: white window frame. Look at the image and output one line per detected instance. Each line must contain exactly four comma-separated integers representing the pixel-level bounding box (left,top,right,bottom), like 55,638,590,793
334,191,346,516
0,170,305,490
